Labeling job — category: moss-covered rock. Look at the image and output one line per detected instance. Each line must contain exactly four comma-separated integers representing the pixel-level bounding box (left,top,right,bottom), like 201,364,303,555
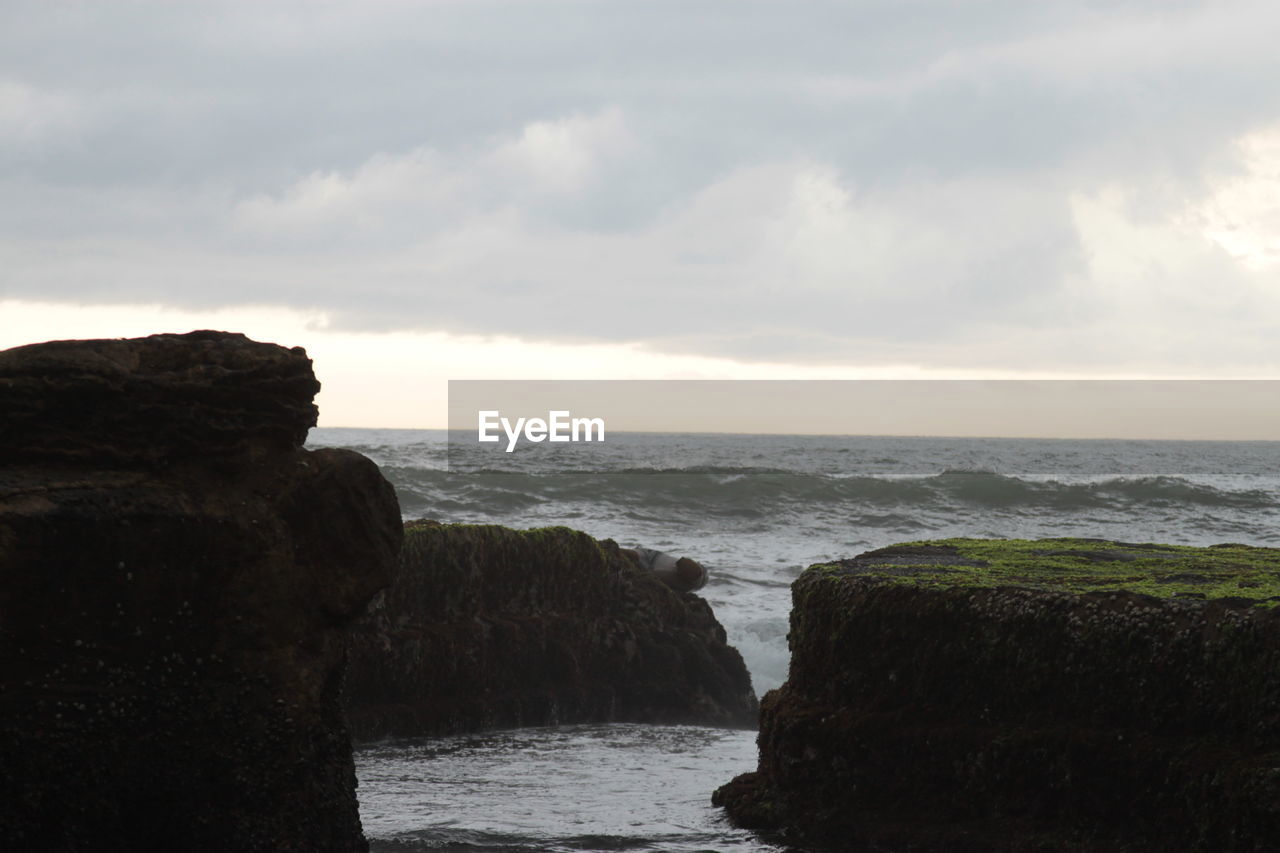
715,538,1280,852
345,521,758,738
827,537,1280,604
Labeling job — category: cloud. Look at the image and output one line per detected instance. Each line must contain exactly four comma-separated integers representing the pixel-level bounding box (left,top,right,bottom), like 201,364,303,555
230,107,634,245
0,79,80,146
2,0,1279,374
233,147,460,245
1187,124,1280,270
487,107,632,193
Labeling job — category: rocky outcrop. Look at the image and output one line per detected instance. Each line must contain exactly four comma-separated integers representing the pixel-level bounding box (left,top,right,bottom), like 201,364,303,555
345,521,757,738
0,331,402,852
0,329,321,466
715,538,1280,852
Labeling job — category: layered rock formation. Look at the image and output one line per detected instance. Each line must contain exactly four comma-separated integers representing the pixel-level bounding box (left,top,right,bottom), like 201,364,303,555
715,538,1280,852
0,331,402,852
346,521,757,738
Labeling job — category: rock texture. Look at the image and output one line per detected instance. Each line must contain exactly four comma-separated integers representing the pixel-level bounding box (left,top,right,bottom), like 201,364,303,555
346,521,757,738
715,538,1280,852
0,330,320,466
0,331,402,852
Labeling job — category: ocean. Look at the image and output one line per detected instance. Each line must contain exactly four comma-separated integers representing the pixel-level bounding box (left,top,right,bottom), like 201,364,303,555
307,428,1280,852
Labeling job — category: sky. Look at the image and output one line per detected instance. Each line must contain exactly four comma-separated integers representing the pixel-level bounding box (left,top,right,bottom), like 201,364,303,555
2,1,1279,430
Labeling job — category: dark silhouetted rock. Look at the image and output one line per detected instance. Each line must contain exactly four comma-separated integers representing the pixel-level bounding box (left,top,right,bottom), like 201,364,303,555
0,330,320,466
0,331,402,852
346,521,757,738
715,538,1280,852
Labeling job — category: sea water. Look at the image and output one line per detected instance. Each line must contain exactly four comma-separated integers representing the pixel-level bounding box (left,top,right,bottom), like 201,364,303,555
307,429,1280,852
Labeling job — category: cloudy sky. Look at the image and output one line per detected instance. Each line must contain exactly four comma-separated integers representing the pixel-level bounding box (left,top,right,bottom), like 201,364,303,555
2,1,1279,427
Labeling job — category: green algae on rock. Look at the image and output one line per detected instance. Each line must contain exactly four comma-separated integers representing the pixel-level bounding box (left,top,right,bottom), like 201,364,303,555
817,537,1280,605
345,521,758,738
715,538,1280,852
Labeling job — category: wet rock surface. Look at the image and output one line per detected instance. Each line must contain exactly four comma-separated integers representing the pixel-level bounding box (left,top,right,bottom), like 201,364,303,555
0,332,402,852
715,538,1280,852
345,521,758,738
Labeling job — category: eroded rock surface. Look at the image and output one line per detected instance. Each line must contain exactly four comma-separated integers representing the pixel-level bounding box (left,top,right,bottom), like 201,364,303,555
346,521,757,738
715,538,1280,852
0,332,402,852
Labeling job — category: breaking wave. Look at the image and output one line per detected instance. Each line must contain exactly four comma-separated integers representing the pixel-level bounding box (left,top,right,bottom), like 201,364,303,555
378,466,1280,521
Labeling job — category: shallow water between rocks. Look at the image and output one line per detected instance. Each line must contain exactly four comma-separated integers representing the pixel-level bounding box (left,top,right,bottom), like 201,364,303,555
356,723,797,852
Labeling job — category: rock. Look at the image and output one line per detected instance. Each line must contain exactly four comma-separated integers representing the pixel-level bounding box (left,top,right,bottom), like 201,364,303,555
0,332,402,852
0,329,320,466
714,538,1280,851
345,521,757,738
